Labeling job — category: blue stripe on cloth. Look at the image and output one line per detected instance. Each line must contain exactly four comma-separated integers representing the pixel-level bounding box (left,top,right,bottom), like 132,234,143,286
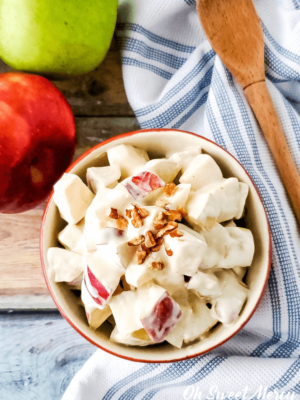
102,364,159,400
134,50,215,118
117,37,188,70
265,46,300,82
184,0,196,6
118,357,200,400
291,380,300,394
282,96,300,153
140,356,226,400
122,57,173,80
251,268,282,357
212,68,300,357
265,74,291,84
262,21,300,65
292,0,300,10
269,358,300,391
171,91,208,129
117,23,196,54
140,66,213,128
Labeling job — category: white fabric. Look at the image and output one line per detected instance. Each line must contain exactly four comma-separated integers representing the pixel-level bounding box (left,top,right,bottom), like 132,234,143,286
63,0,300,398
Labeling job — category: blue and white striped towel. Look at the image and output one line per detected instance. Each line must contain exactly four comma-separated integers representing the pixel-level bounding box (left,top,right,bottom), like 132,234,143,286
63,0,300,398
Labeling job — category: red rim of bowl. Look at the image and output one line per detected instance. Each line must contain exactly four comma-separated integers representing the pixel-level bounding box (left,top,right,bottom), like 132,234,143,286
40,128,272,363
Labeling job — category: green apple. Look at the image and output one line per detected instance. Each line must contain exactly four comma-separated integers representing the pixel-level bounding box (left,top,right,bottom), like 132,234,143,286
0,0,118,75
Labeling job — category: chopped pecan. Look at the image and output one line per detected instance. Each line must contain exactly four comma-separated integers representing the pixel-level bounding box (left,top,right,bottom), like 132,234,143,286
151,237,163,252
136,250,147,265
148,261,165,271
109,208,119,219
132,203,149,219
128,235,145,246
144,231,156,248
165,210,182,221
155,199,170,208
164,242,173,256
141,243,151,256
170,229,184,238
156,237,164,246
155,221,178,238
163,182,176,197
116,216,128,230
151,245,162,252
177,207,188,218
131,208,143,228
153,211,168,230
126,209,132,219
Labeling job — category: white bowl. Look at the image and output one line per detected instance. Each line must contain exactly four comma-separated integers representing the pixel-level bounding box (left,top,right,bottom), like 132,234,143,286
40,128,271,363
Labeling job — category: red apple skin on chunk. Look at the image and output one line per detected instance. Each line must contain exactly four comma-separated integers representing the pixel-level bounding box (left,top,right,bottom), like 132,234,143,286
86,267,111,307
141,292,182,343
123,172,165,200
0,73,76,213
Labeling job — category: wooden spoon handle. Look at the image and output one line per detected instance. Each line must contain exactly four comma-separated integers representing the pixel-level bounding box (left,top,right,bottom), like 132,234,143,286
244,81,300,223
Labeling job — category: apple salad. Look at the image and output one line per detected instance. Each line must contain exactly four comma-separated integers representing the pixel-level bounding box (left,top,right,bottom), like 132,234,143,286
47,144,254,348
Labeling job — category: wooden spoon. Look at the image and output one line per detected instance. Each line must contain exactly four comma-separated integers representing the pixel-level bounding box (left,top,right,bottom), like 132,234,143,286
197,0,300,224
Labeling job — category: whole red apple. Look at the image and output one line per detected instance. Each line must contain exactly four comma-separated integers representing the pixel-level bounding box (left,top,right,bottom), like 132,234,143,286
0,72,76,213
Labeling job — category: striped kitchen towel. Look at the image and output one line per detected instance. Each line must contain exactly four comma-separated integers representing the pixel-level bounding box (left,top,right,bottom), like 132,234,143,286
63,0,300,398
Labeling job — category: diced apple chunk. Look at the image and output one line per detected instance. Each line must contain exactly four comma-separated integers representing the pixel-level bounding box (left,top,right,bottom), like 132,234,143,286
211,270,249,324
84,187,112,251
109,291,143,336
223,227,255,268
66,272,83,290
185,192,220,231
107,144,149,179
121,171,165,201
110,326,153,346
187,270,223,297
47,247,85,283
166,183,191,210
137,284,182,343
164,223,207,276
81,278,112,329
87,307,112,330
179,154,223,190
53,173,94,225
202,224,254,269
166,291,217,348
168,147,202,173
85,246,125,309
125,263,154,287
58,222,86,256
94,184,134,225
86,165,121,193
143,159,180,183
197,178,249,223
154,183,191,210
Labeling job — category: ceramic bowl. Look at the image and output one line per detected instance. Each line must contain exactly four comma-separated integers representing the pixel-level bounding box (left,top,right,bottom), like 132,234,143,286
40,128,271,363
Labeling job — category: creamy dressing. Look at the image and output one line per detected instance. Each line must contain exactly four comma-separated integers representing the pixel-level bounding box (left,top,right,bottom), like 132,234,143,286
49,144,254,348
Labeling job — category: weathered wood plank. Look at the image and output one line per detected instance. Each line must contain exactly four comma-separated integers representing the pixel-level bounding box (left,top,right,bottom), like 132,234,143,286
0,117,139,302
0,39,134,117
0,312,95,399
